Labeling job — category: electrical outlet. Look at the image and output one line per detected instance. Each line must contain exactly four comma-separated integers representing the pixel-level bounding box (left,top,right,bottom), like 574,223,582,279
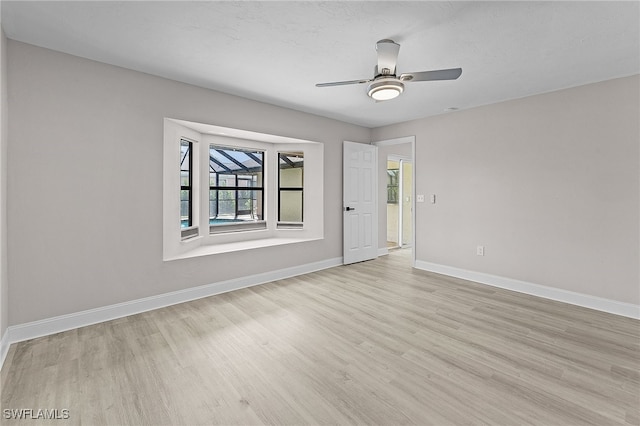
477,246,485,256
417,194,425,203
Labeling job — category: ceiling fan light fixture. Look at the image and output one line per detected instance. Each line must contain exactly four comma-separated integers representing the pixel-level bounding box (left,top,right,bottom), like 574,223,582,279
367,79,404,101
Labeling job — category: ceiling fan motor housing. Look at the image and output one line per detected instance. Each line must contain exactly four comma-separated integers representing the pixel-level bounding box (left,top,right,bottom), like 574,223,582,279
367,77,405,101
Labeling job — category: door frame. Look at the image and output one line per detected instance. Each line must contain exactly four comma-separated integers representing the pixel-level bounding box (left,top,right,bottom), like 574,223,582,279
373,136,416,267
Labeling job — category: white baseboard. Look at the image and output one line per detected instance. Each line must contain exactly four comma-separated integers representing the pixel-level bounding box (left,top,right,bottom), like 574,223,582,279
0,329,9,370
5,256,344,350
415,260,640,319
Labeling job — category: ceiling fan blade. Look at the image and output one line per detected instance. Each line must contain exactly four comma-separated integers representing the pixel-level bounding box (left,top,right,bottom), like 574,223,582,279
400,68,462,82
315,78,372,87
376,39,400,75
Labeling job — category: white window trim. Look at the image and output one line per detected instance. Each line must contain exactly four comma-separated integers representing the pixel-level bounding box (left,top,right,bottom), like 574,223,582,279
163,118,324,261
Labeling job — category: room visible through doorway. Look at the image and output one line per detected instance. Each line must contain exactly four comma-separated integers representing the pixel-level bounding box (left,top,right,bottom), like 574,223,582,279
386,157,412,250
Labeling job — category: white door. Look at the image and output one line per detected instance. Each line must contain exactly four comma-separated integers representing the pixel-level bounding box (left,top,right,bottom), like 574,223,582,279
343,141,378,264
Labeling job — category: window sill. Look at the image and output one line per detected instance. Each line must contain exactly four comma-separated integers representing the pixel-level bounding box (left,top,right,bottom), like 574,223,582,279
277,222,304,229
166,236,322,261
209,220,267,234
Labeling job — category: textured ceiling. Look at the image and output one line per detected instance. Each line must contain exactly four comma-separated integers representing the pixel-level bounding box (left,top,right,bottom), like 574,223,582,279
2,1,639,128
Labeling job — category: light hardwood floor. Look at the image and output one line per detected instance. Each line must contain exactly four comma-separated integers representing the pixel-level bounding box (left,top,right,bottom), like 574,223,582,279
2,250,639,425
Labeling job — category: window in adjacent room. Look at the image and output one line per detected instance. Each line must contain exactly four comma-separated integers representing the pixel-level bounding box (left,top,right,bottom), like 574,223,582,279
278,152,304,227
387,168,399,204
180,139,198,239
209,145,266,233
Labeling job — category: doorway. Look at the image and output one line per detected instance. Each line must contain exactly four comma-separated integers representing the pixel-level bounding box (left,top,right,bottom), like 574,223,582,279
386,157,412,249
373,136,416,267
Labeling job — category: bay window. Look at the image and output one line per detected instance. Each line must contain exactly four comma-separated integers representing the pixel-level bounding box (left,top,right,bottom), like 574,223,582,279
164,118,324,261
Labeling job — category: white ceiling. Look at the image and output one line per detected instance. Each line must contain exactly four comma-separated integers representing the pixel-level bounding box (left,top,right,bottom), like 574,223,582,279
2,1,639,128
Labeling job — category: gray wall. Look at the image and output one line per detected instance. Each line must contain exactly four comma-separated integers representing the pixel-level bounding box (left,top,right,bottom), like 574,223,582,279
7,41,370,325
373,75,640,305
0,17,8,339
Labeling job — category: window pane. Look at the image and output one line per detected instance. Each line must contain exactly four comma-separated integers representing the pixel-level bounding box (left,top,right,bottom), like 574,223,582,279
180,140,192,230
180,191,190,228
180,202,189,221
209,189,263,222
209,146,264,177
181,171,190,187
218,190,236,218
280,190,303,222
253,190,264,220
180,142,190,172
209,190,217,218
209,144,264,226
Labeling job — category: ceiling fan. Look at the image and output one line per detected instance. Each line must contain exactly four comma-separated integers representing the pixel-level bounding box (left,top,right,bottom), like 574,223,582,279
316,39,462,101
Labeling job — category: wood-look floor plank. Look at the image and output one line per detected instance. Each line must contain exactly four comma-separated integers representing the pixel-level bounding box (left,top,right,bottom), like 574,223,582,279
2,249,639,425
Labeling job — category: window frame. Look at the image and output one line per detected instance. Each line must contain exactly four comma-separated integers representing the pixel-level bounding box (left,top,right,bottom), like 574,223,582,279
208,144,267,234
180,138,199,240
277,151,304,228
